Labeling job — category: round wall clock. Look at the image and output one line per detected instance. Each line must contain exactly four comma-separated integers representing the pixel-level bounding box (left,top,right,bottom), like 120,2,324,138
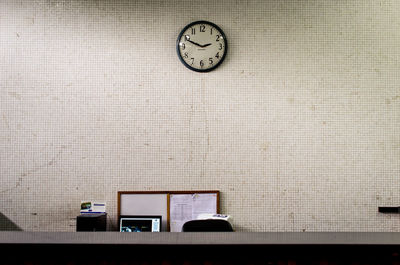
177,21,227,72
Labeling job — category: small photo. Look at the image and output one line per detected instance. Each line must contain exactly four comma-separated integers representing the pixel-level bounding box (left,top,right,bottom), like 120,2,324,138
81,202,92,211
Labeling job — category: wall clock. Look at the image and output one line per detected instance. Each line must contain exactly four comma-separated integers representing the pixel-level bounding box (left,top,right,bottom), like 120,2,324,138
177,21,227,72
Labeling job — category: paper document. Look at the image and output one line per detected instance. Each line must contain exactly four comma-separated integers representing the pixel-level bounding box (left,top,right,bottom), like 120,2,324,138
192,193,217,219
169,193,217,232
170,194,192,232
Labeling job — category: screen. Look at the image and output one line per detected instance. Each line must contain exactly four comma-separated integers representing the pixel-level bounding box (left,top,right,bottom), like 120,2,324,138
120,216,161,232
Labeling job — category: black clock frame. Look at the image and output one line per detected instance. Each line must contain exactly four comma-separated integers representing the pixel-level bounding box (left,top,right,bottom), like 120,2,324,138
176,20,228,72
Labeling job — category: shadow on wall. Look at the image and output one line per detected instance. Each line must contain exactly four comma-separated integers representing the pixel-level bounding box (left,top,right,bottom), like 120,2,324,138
0,212,22,231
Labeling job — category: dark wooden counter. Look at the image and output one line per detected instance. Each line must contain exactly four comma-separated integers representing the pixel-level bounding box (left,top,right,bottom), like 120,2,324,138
1,232,400,264
2,231,400,245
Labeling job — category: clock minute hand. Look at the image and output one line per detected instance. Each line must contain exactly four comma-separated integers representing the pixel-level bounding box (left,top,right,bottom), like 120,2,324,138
187,39,203,47
184,35,204,48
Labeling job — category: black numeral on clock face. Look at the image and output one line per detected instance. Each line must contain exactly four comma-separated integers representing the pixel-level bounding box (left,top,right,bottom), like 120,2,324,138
191,28,195,35
200,24,206,32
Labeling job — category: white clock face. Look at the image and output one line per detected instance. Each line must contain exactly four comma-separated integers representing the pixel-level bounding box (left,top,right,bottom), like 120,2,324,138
177,21,227,72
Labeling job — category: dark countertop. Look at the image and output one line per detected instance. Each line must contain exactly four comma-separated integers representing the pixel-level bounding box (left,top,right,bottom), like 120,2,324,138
1,232,400,245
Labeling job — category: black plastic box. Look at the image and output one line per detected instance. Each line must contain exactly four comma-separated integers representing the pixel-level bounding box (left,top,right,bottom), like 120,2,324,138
76,213,107,231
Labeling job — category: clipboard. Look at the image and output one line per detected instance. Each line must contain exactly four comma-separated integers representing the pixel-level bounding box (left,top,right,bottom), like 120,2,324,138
118,190,219,232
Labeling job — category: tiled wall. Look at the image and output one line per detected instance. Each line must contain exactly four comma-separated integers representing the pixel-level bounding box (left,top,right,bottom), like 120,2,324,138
1,0,399,231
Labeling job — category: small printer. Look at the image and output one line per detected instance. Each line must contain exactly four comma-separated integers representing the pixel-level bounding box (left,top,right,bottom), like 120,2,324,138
197,213,233,223
182,214,234,232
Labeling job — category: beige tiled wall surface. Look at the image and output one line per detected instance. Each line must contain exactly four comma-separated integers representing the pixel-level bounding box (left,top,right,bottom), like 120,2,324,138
1,0,399,231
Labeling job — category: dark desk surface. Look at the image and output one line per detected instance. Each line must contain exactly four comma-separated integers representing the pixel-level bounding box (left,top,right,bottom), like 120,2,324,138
1,232,400,245
2,232,400,265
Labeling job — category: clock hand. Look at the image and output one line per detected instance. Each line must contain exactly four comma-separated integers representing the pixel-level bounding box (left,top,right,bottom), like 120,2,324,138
184,35,204,48
201,43,212,48
187,39,203,47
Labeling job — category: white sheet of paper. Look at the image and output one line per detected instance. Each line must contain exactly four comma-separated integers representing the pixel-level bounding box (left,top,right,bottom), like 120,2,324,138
192,193,217,219
169,194,193,232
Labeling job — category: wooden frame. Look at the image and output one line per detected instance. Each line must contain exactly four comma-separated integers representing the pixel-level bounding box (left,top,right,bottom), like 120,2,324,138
118,190,220,232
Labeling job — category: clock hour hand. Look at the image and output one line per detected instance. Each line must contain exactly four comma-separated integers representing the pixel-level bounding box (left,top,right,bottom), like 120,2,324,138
201,43,212,48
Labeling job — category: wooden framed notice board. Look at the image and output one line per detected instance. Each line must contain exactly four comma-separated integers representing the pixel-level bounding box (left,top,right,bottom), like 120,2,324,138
118,190,220,232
